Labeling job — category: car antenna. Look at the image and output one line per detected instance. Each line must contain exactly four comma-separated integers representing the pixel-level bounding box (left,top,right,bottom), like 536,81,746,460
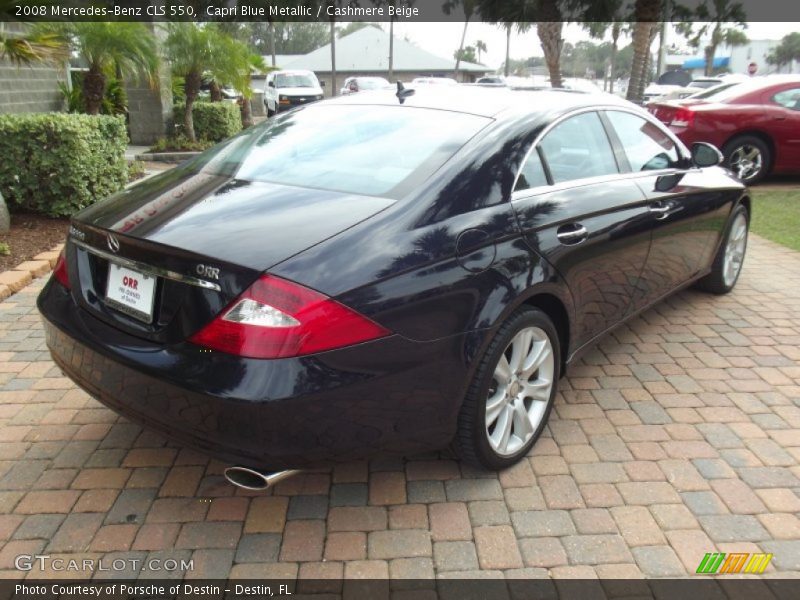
396,81,415,104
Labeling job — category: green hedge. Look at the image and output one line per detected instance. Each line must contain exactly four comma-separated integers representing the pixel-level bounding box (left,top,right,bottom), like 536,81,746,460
0,113,127,217
173,101,242,142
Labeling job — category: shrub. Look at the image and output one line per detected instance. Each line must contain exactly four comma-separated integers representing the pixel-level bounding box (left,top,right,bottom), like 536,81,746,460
0,113,128,217
127,160,146,182
173,101,241,142
148,135,214,153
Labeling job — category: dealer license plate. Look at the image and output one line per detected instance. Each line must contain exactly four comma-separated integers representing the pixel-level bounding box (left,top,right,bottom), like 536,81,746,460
105,263,156,323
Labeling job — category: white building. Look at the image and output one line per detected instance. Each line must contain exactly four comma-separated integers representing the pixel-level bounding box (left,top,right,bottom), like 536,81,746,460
665,40,798,78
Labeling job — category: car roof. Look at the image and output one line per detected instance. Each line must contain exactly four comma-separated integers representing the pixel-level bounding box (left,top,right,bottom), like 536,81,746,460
326,85,636,119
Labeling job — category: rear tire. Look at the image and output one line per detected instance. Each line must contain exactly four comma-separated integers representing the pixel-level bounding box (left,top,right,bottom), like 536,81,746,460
453,307,560,470
723,135,770,184
695,205,749,295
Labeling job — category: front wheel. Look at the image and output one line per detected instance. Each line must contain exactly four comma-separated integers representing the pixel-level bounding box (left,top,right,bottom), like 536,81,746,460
695,205,749,294
453,307,560,470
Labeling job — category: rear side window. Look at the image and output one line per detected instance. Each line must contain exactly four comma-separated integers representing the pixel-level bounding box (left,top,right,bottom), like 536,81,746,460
605,110,681,171
538,112,618,184
773,88,800,111
189,105,490,198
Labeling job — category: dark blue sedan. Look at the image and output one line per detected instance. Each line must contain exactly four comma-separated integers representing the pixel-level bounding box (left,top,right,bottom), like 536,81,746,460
38,85,750,490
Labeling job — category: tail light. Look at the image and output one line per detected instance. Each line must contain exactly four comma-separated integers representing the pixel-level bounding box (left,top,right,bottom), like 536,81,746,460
189,275,390,359
52,249,70,289
671,108,694,128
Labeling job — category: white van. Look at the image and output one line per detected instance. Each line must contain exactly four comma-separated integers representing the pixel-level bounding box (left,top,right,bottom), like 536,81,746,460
264,70,324,116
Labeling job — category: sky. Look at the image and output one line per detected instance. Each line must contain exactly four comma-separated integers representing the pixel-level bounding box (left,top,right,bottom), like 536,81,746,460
391,22,800,70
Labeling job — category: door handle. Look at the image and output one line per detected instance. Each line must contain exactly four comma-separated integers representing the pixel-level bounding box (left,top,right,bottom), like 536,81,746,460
649,203,671,220
556,224,588,245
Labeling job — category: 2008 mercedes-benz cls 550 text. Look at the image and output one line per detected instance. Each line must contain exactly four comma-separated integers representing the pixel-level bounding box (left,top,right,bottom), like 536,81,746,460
38,86,750,489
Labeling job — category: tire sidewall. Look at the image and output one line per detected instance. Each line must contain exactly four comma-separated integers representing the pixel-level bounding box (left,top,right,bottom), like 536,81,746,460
719,205,750,292
471,309,561,470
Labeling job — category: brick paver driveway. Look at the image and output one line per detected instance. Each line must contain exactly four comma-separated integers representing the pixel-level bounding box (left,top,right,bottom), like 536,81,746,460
0,235,798,580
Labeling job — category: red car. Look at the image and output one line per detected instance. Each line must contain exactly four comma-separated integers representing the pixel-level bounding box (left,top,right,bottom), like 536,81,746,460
648,75,800,183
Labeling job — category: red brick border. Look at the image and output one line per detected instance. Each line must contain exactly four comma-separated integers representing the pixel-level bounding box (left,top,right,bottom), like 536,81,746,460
0,244,63,301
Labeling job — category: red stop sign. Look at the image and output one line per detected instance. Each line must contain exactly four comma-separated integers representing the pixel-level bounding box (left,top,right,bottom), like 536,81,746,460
748,62,757,75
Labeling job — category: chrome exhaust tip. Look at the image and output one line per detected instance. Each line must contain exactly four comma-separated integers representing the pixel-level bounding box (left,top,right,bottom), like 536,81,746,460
223,466,300,491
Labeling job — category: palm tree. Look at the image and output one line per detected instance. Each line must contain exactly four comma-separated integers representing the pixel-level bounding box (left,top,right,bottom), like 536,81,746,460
329,18,336,97
503,23,512,76
586,21,625,93
536,0,564,88
454,0,476,79
165,23,220,142
53,22,158,115
475,40,487,64
388,17,394,81
0,24,67,66
627,0,662,104
221,38,267,128
675,0,748,77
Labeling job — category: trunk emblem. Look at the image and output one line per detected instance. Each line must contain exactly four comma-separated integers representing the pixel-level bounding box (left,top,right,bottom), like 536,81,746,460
69,225,85,241
107,234,120,253
196,264,220,280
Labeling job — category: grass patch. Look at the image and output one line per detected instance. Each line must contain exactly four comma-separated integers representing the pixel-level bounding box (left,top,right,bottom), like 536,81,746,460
750,188,800,252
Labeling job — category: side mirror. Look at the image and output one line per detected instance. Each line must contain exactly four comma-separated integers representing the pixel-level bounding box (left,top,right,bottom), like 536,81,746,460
691,142,723,168
319,81,326,88
268,81,275,88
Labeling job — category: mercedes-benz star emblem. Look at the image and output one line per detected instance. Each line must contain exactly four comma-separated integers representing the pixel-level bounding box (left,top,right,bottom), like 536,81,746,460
107,233,120,253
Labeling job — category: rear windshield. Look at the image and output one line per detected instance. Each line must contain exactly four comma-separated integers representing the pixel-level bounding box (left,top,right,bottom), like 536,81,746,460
275,74,317,88
187,105,490,197
690,82,738,99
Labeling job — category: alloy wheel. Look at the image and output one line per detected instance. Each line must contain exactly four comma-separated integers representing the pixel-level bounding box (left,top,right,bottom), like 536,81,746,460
729,145,763,182
485,327,555,456
723,212,748,287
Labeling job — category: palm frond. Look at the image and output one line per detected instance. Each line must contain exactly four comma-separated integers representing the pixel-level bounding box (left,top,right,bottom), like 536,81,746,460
0,31,69,66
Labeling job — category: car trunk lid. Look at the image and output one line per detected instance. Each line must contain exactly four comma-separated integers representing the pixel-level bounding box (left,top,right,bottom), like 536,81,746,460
69,168,393,344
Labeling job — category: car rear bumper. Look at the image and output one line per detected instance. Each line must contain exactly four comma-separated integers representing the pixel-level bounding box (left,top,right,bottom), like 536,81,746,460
38,279,468,470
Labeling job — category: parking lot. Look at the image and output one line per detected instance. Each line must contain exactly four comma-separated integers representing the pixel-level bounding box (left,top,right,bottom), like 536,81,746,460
0,234,798,580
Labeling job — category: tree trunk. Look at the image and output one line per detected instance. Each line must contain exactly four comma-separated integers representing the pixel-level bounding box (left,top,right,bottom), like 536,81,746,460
537,21,563,88
83,64,106,115
704,43,717,76
241,98,253,128
270,23,276,67
455,20,469,79
0,190,10,235
504,24,511,77
210,81,222,102
609,24,620,93
388,18,394,81
627,0,661,104
184,70,201,142
330,19,336,97
627,23,653,103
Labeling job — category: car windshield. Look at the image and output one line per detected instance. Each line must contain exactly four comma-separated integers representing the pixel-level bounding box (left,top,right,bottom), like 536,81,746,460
186,105,490,198
359,78,390,89
275,74,316,88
